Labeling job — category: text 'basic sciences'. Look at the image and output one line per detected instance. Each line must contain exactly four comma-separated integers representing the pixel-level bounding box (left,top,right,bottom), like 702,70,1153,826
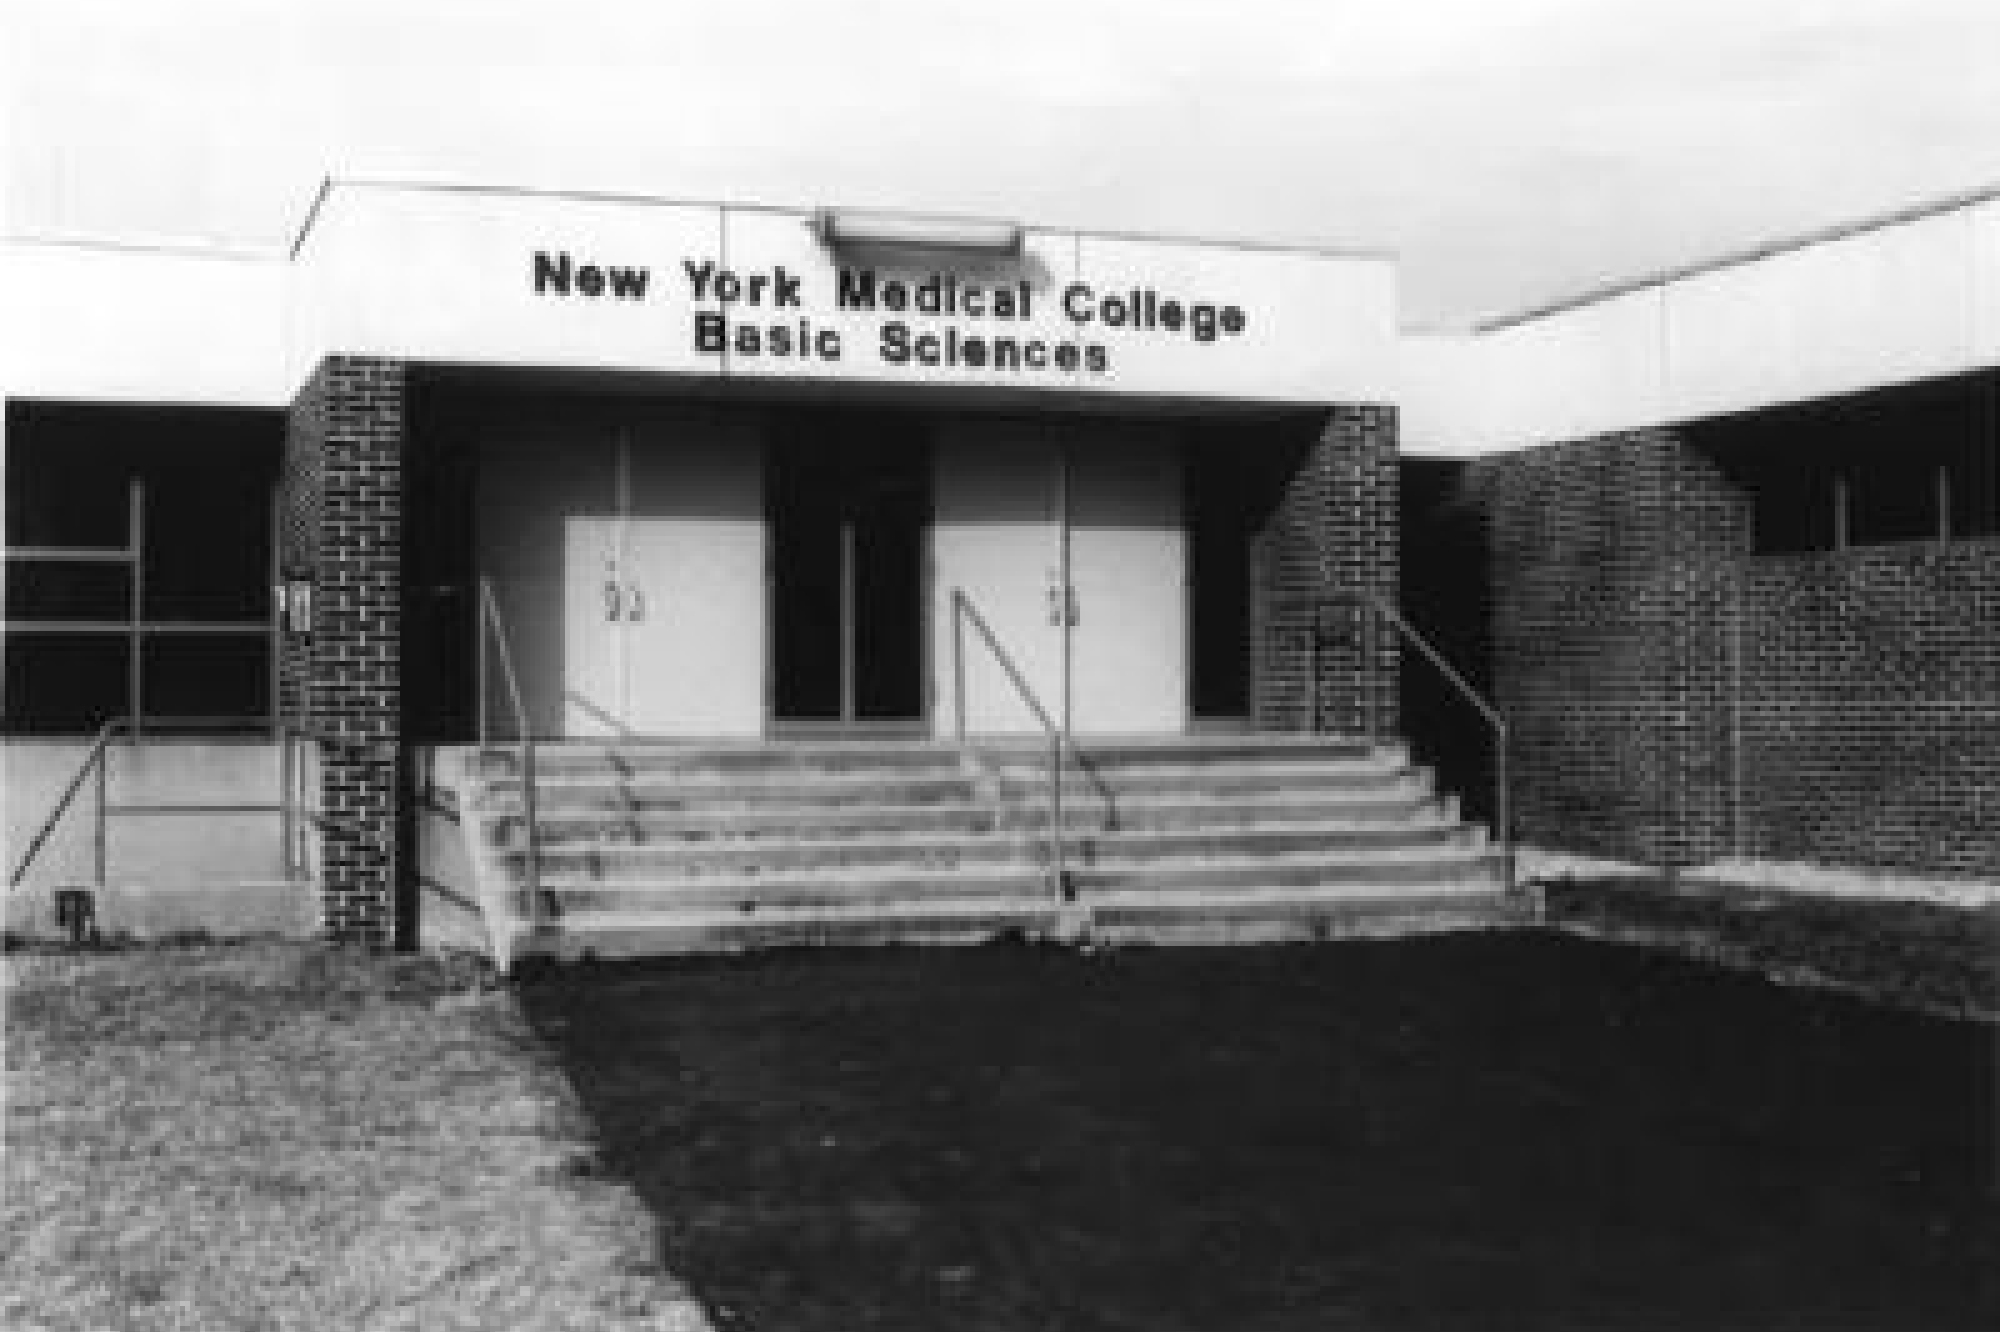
532,250,1251,375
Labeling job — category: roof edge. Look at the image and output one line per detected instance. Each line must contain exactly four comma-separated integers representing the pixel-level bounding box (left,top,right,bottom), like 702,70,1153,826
1474,182,2000,334
283,174,1397,263
5,232,282,263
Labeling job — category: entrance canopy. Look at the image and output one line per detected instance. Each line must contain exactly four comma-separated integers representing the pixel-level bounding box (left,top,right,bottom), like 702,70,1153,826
288,180,1396,407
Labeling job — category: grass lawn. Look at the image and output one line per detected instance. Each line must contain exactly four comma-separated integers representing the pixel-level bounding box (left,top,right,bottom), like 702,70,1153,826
521,934,1996,1332
5,931,1995,1331
1542,875,2000,1020
2,943,708,1332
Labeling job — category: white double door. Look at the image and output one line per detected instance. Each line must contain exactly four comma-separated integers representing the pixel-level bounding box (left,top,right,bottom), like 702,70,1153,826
931,420,1187,737
565,420,764,737
479,410,764,738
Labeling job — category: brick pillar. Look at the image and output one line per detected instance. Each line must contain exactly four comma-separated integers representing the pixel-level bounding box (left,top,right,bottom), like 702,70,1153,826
1251,405,1399,738
282,356,407,943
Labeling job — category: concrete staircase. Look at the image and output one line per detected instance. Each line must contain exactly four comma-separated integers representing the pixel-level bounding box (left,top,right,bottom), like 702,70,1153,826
455,736,1520,966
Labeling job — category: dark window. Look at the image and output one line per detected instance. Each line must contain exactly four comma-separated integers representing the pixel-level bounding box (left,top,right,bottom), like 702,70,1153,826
1700,371,1997,555
2,635,129,735
3,402,281,734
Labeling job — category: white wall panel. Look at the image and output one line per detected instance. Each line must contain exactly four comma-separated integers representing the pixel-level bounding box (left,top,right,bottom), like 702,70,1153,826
290,184,722,384
1477,288,1665,452
1665,209,1976,422
1396,333,1488,456
716,206,1085,393
1971,199,2000,367
6,242,289,407
1074,233,1396,404
1404,196,1997,457
290,182,1394,406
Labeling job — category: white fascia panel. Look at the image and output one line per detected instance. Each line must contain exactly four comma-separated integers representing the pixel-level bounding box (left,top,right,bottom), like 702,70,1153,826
7,241,289,407
1072,233,1397,405
1666,208,1978,421
288,183,723,386
1476,286,1666,451
1971,198,2000,368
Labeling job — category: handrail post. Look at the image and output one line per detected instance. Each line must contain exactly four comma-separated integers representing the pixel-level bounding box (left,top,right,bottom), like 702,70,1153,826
476,630,489,748
479,577,542,941
1368,601,1382,745
521,737,541,931
952,592,967,743
1497,729,1513,897
1303,612,1318,736
279,726,294,880
128,476,144,747
94,743,108,889
1049,727,1065,899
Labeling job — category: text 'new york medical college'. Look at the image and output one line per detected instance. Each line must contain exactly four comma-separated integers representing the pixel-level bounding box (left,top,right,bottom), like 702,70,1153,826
532,249,1250,376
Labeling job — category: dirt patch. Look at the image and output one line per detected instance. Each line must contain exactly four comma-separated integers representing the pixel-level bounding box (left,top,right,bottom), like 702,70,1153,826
2,942,710,1332
1540,875,2000,1020
519,935,1997,1331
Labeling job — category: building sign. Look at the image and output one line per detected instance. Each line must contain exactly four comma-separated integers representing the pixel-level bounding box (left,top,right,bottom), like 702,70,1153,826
531,248,1252,378
290,183,1395,403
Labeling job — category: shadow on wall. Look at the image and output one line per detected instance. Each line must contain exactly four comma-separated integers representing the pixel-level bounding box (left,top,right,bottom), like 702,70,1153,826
1398,457,1498,828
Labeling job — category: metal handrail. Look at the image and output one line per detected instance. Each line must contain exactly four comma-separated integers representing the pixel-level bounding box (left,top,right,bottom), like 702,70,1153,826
478,579,542,927
9,715,315,890
7,720,120,889
1305,590,1512,894
949,589,1116,901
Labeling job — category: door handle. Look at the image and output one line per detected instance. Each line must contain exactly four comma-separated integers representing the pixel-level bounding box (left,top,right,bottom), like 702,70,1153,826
604,579,623,622
1066,585,1080,627
625,585,646,623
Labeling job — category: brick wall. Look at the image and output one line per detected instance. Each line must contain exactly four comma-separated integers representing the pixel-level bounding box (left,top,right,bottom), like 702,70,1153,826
1738,540,2000,877
280,356,408,942
1469,429,1999,878
1251,405,1400,738
277,377,324,723
1469,430,1751,866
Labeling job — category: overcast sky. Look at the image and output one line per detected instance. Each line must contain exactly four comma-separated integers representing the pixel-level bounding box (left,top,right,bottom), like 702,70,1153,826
8,0,1998,326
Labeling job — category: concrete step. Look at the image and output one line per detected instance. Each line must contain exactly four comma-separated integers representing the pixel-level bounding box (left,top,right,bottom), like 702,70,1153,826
480,734,1387,772
453,734,1508,963
1085,885,1525,942
1071,847,1506,894
486,772,987,812
534,901,1068,959
510,846,1498,913
519,867,1053,916
517,885,1523,959
978,749,1404,777
1080,852,1504,892
974,737,1391,767
982,763,1421,800
527,802,1003,843
503,788,1454,845
484,764,1424,814
512,819,1480,879
480,740,971,780
480,745,1404,791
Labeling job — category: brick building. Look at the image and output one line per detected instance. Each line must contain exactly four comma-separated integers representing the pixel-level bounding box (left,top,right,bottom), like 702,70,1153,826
5,180,1995,954
1403,191,1999,881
